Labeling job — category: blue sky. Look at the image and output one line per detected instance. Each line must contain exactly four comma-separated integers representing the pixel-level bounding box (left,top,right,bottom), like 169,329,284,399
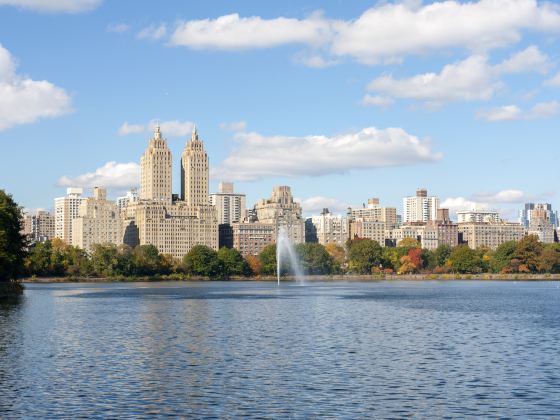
0,0,559,219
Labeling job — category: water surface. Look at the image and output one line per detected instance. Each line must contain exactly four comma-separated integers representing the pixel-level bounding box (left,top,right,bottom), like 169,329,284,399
1,281,559,418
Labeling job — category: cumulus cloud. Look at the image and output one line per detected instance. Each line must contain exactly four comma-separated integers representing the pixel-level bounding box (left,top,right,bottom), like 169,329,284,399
170,12,331,50
117,119,194,137
441,197,488,212
166,1,560,64
58,161,140,190
0,44,72,131
361,94,394,108
366,46,550,105
477,101,560,121
137,24,167,41
331,0,560,64
301,196,350,214
0,0,101,13
219,120,246,131
212,127,442,181
293,53,338,68
472,189,530,203
107,23,130,33
544,71,560,87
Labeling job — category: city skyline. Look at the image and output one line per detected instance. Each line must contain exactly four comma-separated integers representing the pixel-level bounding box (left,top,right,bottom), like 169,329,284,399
1,0,559,220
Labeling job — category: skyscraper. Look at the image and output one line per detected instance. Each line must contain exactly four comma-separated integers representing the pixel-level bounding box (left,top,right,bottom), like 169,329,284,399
209,182,246,225
54,187,86,244
181,125,209,206
402,188,439,224
140,124,172,203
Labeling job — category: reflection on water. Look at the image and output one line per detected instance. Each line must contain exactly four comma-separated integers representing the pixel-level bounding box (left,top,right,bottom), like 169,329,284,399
1,281,560,417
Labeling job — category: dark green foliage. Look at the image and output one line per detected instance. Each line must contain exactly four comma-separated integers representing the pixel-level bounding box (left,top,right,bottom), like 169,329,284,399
183,245,222,277
491,241,517,273
432,244,452,268
514,235,544,273
258,244,277,275
538,244,560,273
0,190,27,282
295,243,337,275
347,238,382,274
217,247,252,277
447,245,482,273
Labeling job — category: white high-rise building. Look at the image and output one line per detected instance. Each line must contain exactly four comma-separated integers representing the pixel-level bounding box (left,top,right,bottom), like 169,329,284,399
54,187,86,244
403,188,439,224
457,209,501,224
116,189,139,213
310,208,348,246
210,182,246,225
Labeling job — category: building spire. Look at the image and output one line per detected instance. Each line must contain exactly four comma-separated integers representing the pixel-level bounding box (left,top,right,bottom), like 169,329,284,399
192,123,198,141
154,120,162,139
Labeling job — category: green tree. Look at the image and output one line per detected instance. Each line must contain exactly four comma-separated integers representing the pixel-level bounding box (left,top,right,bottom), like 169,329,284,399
514,235,543,273
325,242,345,272
382,247,400,272
25,240,53,276
90,244,121,277
258,244,277,275
218,247,252,277
347,239,382,274
491,240,517,273
0,190,27,282
446,245,482,273
295,243,336,275
432,244,452,268
133,244,169,276
183,245,222,277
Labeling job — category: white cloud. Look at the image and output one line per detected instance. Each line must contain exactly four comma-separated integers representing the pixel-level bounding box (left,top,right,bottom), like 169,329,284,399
441,197,488,212
544,71,560,87
361,94,394,108
58,161,140,190
107,23,130,33
165,1,560,64
137,24,167,41
477,101,560,121
219,120,246,132
0,44,72,131
494,45,552,74
473,189,530,203
118,121,145,136
117,119,194,137
293,53,338,68
301,196,349,214
476,105,522,121
212,127,442,181
170,12,331,50
368,55,499,104
331,0,560,64
0,0,101,13
366,47,550,105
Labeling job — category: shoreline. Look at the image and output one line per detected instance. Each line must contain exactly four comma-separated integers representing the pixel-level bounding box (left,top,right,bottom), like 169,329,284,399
20,273,560,283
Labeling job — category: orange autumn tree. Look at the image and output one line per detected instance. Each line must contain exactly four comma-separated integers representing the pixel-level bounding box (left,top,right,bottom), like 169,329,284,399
399,248,423,274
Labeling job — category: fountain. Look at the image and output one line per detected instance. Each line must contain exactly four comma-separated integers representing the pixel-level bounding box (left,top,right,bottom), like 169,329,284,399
276,225,304,285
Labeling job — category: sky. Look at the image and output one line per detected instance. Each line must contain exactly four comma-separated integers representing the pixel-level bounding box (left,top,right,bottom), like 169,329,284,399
0,0,559,220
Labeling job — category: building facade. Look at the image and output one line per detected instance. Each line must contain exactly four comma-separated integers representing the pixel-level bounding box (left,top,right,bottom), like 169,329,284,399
457,209,501,224
231,222,275,257
254,186,304,244
403,189,439,223
309,208,348,246
209,182,246,225
22,210,55,243
350,198,398,227
72,187,119,253
519,203,559,228
54,187,86,244
458,222,525,250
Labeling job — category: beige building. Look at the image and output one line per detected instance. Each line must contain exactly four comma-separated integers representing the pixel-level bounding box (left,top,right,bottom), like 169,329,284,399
231,222,275,256
457,209,500,224
254,186,305,244
210,182,246,225
140,125,172,203
129,125,218,259
72,187,119,252
350,219,387,246
309,208,348,246
350,198,398,227
54,187,86,244
22,210,55,243
458,222,525,250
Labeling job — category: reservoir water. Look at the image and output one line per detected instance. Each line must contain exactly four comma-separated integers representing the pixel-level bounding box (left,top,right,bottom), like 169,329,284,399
1,281,559,418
